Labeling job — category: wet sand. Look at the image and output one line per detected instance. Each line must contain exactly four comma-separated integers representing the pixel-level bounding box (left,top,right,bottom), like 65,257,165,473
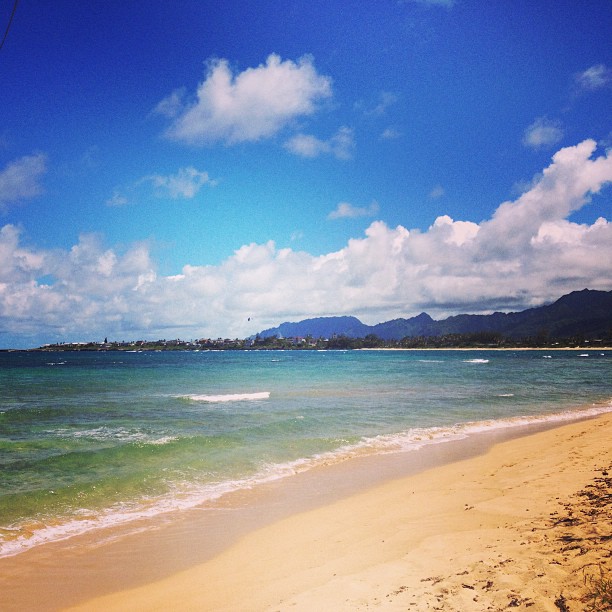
3,412,611,611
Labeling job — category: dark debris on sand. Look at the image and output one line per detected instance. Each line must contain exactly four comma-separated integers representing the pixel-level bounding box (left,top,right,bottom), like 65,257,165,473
384,463,612,611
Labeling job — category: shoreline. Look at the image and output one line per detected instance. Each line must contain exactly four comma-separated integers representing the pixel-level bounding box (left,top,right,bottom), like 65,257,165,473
5,346,611,353
1,410,610,610
73,412,612,611
1,402,610,562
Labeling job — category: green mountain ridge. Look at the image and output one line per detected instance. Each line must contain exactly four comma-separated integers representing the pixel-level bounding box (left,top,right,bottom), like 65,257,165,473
258,289,612,342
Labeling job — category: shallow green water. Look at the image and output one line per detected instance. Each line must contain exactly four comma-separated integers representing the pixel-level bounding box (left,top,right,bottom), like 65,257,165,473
1,348,610,556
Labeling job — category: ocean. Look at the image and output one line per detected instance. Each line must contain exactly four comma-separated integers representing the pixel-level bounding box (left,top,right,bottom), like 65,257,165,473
1,348,610,558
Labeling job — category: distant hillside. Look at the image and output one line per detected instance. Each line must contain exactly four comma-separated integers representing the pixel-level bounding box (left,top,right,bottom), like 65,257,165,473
257,289,612,341
258,316,371,340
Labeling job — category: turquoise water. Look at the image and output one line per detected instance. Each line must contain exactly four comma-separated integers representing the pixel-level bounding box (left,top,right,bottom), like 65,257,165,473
1,348,610,557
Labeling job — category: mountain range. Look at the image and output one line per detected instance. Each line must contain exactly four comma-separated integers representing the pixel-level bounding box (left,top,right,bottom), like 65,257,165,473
257,289,612,341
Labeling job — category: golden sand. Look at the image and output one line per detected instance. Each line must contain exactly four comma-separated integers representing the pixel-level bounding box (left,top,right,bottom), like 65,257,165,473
56,412,612,612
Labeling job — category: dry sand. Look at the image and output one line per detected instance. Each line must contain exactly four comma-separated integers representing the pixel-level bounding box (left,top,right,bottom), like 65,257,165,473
59,412,612,612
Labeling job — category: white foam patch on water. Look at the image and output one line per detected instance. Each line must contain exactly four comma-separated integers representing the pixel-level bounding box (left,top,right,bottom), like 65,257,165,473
2,400,611,559
50,427,177,445
185,392,271,403
145,436,179,446
463,358,490,364
51,427,148,442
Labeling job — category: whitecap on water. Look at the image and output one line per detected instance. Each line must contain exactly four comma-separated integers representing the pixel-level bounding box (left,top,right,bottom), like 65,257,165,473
185,392,271,403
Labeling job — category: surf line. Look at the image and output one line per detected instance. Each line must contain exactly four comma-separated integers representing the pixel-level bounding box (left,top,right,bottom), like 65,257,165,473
187,392,271,403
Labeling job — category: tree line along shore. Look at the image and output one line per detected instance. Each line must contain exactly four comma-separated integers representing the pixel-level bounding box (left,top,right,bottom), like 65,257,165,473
21,330,612,352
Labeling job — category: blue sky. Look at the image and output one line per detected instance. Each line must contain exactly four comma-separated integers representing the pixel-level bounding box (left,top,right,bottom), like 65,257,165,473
1,0,611,347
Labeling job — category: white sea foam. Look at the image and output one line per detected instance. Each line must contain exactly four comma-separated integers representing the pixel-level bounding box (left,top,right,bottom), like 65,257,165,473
463,358,490,364
51,427,147,442
3,400,611,560
186,391,270,403
145,436,179,446
51,427,177,446
358,401,612,455
497,393,515,397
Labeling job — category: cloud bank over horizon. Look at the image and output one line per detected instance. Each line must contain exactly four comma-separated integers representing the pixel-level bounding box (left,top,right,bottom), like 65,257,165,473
1,139,610,348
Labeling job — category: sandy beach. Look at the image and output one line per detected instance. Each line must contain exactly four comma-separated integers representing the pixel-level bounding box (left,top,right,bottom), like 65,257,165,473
3,411,610,611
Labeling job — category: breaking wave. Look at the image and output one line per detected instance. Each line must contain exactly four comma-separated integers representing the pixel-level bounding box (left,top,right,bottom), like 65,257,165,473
184,392,271,403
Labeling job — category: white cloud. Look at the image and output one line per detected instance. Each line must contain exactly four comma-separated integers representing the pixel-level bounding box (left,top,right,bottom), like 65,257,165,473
479,140,611,258
431,215,479,246
1,140,611,346
380,127,401,140
575,64,611,92
107,167,214,206
328,201,380,220
0,153,47,210
284,127,354,159
284,134,322,157
143,166,213,199
0,224,45,284
161,54,332,145
522,117,563,150
106,192,129,207
358,91,398,117
153,88,186,118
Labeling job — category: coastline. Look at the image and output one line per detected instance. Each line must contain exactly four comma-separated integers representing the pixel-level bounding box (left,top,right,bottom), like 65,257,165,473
2,410,610,611
12,345,612,353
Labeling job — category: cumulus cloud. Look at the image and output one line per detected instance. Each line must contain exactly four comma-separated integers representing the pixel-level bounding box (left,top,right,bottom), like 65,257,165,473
328,201,380,220
1,140,611,346
522,117,563,150
477,139,611,256
575,63,611,92
284,127,354,159
0,153,47,210
142,166,214,199
159,54,332,145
